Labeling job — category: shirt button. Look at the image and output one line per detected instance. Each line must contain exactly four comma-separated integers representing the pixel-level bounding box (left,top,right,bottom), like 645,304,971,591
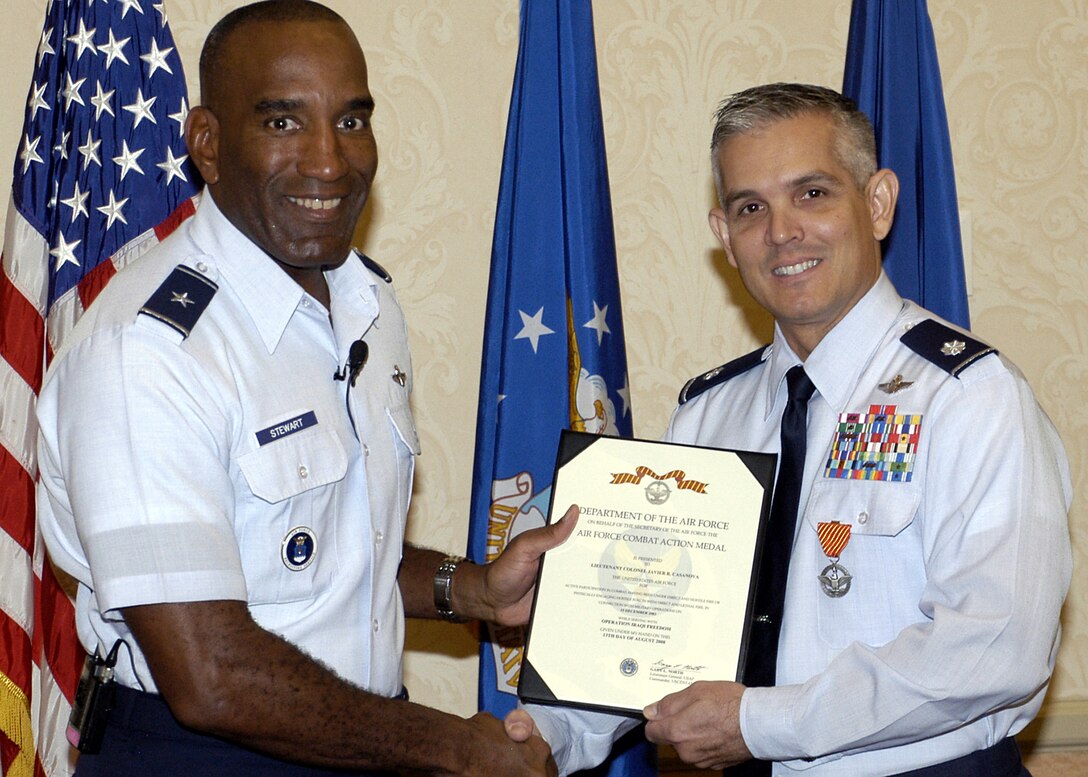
372,619,380,632
298,465,309,479
363,444,370,457
196,261,208,274
858,511,869,525
375,530,384,546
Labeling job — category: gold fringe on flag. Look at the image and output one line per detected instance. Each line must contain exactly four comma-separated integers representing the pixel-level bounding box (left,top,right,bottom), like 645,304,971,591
0,671,34,777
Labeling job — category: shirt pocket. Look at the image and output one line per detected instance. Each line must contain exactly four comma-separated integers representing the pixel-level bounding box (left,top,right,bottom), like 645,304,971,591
236,429,347,605
804,479,923,650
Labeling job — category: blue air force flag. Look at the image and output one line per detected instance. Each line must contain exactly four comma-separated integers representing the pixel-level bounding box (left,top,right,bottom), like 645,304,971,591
842,0,971,329
468,0,654,775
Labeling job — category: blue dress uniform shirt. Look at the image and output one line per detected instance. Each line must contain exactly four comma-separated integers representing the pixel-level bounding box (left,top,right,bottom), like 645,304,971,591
528,272,1072,776
37,192,420,698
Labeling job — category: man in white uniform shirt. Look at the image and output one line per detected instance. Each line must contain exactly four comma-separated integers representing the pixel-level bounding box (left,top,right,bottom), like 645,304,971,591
37,2,570,775
506,83,1071,776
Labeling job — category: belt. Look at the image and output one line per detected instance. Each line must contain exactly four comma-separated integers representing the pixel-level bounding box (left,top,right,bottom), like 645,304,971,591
723,737,1026,777
76,684,401,777
891,737,1027,777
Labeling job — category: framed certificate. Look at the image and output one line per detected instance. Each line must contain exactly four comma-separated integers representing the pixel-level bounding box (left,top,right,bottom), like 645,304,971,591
518,430,775,716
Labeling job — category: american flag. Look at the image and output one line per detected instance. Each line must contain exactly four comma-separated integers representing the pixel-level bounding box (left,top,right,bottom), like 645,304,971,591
0,1,198,774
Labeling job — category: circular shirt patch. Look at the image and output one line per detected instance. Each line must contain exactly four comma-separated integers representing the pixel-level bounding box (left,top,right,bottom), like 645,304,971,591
281,527,317,571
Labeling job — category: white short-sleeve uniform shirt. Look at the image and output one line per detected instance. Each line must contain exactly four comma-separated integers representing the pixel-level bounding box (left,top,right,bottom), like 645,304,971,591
38,193,420,697
527,273,1071,776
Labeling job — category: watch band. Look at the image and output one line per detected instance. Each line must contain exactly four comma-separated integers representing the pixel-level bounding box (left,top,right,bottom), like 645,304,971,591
433,555,467,622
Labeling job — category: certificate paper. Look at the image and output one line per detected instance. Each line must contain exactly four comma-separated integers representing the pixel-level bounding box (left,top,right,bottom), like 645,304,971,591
518,430,775,716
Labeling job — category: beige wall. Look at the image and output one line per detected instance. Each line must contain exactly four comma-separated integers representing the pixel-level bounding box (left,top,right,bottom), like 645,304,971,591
3,0,1085,745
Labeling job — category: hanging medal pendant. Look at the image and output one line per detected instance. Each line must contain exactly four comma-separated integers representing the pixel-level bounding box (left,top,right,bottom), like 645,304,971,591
818,558,852,597
817,520,853,598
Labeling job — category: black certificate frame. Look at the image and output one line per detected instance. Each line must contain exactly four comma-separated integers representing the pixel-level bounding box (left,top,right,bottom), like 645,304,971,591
518,430,776,717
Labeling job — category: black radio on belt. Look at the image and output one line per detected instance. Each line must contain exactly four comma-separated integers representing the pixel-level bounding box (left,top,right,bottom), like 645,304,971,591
67,640,122,753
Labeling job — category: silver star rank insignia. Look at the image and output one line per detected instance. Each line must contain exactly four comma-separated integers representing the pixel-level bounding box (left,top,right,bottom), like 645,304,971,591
941,340,966,356
878,374,913,394
171,291,195,308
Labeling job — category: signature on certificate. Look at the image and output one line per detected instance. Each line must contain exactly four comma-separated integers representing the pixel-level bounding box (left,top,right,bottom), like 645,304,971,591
650,659,707,674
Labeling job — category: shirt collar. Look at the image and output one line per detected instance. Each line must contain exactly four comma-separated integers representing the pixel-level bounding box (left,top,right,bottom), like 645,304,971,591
762,271,905,417
327,251,380,354
188,193,377,353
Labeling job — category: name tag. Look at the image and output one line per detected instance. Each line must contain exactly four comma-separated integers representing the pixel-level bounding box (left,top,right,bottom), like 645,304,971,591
256,411,318,446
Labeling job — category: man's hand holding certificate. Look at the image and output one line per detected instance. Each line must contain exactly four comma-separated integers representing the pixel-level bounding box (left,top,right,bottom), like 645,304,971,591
519,431,775,715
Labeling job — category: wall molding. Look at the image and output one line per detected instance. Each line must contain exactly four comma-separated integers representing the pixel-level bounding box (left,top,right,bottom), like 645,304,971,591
1019,700,1088,752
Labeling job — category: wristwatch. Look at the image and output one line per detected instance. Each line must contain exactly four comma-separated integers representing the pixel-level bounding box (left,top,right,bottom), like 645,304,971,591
433,555,467,622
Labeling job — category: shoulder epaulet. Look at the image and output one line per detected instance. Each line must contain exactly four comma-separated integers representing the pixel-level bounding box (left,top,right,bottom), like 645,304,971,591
679,345,768,405
137,265,217,338
355,251,392,283
900,319,996,377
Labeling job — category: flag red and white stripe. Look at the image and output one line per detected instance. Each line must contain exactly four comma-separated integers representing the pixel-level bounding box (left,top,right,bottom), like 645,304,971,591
0,2,198,774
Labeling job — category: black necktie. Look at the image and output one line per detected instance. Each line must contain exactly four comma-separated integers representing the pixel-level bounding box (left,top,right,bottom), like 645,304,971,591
726,366,816,777
744,365,816,688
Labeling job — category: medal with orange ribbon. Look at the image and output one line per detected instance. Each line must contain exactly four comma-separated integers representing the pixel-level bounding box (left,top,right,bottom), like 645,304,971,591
817,521,852,598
